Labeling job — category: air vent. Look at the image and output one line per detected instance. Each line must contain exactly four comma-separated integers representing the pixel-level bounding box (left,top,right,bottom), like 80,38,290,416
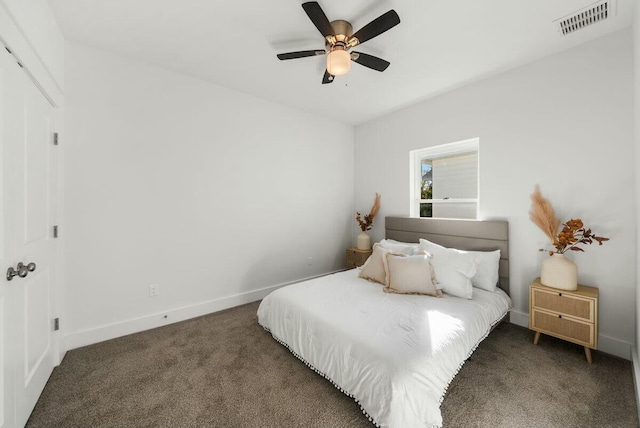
556,0,615,35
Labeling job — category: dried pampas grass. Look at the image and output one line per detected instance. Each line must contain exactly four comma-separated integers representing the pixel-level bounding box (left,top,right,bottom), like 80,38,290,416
356,193,381,232
529,185,560,244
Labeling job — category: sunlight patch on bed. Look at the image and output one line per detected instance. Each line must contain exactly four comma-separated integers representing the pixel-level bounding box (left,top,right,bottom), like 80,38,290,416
427,310,464,353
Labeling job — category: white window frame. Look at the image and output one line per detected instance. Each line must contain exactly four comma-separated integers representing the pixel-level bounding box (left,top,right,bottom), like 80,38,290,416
409,138,479,218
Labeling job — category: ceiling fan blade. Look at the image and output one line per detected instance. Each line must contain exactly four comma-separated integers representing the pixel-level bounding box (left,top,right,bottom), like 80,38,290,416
351,52,390,72
277,50,325,60
302,2,335,38
322,70,335,84
351,10,400,45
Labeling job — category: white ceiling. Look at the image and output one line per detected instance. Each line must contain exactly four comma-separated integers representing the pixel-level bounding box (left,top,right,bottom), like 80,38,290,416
48,0,635,125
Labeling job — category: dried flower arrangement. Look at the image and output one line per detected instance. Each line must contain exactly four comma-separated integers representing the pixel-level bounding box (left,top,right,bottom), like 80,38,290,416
356,193,381,232
529,185,609,255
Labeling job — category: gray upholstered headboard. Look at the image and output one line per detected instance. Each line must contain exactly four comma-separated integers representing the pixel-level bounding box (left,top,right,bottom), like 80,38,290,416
385,216,510,295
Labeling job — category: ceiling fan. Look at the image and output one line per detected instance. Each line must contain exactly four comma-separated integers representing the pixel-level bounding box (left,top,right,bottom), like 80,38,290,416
276,2,401,84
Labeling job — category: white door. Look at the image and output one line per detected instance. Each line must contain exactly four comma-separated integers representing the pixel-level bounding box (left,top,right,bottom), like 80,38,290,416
1,43,57,428
1,38,19,428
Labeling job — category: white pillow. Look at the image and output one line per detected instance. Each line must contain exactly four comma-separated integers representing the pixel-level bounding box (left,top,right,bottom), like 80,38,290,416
426,248,476,299
378,239,419,255
418,238,501,292
382,252,441,297
467,250,501,292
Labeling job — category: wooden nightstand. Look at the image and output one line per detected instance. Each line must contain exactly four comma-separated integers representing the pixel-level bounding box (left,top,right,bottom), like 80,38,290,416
529,278,598,363
346,248,372,269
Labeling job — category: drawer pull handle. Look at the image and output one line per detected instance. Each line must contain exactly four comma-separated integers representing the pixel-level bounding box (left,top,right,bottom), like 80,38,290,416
558,315,562,319
559,293,562,297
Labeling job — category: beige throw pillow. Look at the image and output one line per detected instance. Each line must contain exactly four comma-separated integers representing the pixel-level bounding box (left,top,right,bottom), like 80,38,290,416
382,252,441,297
358,243,389,285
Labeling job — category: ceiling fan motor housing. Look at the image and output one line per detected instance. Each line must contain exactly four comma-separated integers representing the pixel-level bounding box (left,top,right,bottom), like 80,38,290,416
327,20,354,47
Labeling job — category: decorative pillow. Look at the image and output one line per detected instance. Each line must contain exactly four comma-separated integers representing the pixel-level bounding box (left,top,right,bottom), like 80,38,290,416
378,239,419,255
382,252,441,297
417,240,476,299
418,238,500,292
358,243,391,285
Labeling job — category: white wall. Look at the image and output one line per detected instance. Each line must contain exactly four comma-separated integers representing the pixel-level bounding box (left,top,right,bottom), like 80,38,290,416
355,30,634,359
633,0,640,373
63,42,354,349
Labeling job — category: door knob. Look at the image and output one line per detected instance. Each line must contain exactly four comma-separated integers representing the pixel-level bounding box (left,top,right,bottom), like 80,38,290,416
6,262,36,281
20,262,36,278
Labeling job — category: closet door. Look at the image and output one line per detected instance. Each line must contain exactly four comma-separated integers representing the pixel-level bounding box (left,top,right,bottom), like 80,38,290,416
1,44,57,428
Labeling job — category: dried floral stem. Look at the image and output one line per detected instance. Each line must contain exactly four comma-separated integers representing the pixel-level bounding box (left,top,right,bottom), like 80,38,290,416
529,185,560,244
528,186,609,255
356,193,381,232
552,218,609,254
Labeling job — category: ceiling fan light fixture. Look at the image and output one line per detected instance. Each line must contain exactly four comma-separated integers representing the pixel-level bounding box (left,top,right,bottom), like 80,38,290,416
277,2,400,84
327,46,351,76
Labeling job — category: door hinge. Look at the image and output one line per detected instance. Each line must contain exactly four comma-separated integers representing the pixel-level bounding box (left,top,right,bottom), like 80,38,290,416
53,225,59,238
54,318,60,331
53,132,59,146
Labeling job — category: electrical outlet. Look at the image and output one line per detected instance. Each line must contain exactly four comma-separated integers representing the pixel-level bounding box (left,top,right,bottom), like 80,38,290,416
307,257,313,266
149,284,159,297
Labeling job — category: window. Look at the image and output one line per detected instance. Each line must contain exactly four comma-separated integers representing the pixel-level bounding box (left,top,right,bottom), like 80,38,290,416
410,138,479,219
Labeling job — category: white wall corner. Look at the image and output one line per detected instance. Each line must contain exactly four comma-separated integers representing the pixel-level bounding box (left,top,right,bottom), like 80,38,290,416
63,270,345,352
633,0,640,415
632,347,640,423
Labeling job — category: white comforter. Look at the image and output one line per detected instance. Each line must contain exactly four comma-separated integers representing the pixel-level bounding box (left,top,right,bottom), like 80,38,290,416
257,269,512,428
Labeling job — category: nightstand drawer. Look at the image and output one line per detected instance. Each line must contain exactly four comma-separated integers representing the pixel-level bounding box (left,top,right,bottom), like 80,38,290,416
531,309,595,347
531,288,594,323
346,248,372,269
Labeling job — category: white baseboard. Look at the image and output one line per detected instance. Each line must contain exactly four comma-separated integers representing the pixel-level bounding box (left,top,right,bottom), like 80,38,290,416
64,270,344,352
509,309,529,327
507,310,631,360
598,335,632,360
632,347,640,423
65,277,634,361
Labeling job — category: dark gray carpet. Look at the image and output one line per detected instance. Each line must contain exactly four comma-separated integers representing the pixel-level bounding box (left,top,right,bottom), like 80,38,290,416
27,302,638,428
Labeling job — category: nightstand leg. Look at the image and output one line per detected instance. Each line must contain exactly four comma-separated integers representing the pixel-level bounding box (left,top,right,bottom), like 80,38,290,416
533,331,540,345
584,347,592,364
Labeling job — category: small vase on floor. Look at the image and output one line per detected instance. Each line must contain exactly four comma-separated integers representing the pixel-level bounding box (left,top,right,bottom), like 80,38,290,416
356,232,371,250
540,253,578,291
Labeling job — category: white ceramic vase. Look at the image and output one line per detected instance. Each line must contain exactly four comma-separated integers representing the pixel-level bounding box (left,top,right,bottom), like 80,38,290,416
356,231,371,250
540,253,578,291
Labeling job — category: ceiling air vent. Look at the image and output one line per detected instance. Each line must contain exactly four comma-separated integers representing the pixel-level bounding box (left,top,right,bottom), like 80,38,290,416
556,0,615,35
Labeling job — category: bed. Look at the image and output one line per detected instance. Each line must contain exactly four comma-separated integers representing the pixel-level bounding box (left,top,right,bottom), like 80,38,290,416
257,217,512,428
